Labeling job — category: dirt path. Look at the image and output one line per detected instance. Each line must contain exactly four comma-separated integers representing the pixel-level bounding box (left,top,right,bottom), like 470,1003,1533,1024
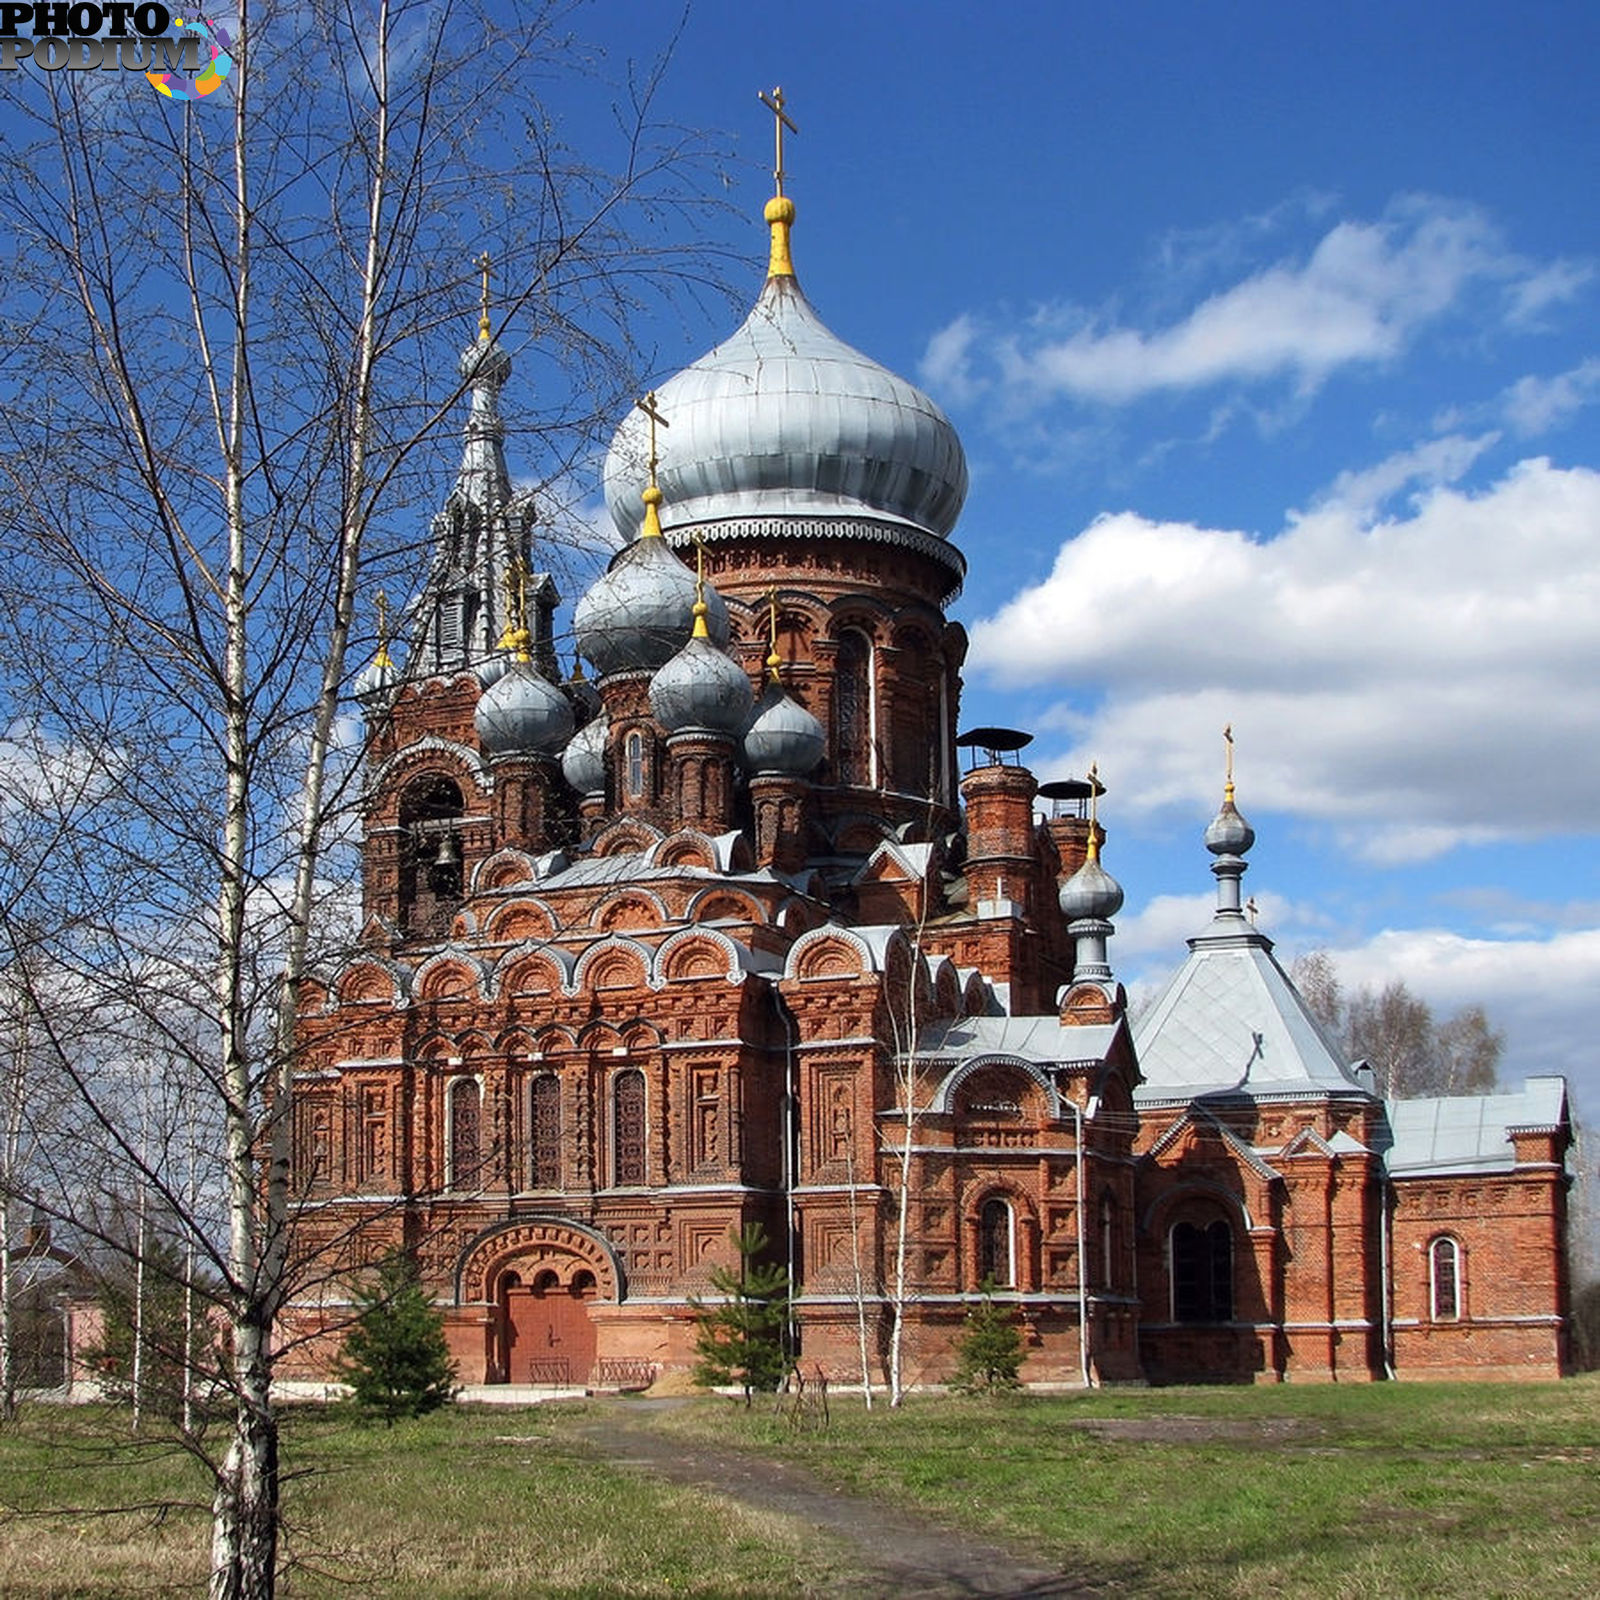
575,1401,1109,1598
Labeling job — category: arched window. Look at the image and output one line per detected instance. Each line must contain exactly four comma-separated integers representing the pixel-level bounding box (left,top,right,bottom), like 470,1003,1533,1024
448,1078,482,1190
834,629,875,788
1171,1217,1233,1323
1430,1236,1461,1321
613,1069,646,1186
625,731,645,800
978,1196,1014,1288
529,1075,561,1190
1099,1193,1117,1289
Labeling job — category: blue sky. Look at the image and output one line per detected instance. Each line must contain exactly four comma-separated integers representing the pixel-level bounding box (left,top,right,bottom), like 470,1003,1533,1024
567,0,1600,1147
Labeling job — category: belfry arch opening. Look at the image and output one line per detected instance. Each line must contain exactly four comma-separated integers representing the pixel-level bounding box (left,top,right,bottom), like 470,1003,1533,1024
398,774,465,936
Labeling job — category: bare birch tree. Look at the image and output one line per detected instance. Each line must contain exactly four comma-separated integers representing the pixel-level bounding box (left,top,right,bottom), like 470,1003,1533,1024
0,6,719,1593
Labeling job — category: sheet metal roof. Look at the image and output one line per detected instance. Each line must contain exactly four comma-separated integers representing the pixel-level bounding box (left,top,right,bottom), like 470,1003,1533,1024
1133,915,1366,1102
1384,1077,1569,1176
915,1014,1117,1067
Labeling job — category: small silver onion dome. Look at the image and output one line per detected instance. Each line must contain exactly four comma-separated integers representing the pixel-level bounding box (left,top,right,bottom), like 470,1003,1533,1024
353,651,397,705
561,709,609,796
573,512,731,676
742,680,825,776
1059,851,1125,922
603,276,968,543
474,661,575,756
649,620,754,736
1205,792,1255,857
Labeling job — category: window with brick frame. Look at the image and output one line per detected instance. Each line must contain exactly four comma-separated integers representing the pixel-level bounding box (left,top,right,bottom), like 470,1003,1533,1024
529,1074,561,1189
448,1077,482,1190
978,1196,1014,1288
1430,1235,1461,1321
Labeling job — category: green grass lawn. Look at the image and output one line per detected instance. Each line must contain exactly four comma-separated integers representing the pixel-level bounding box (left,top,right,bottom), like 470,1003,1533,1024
1,1379,1596,1596
655,1376,1600,1597
0,1404,852,1597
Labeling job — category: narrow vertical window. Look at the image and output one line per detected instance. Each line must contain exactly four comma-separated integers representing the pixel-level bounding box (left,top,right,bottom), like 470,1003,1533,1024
978,1196,1014,1288
529,1075,561,1190
614,1069,646,1186
625,731,644,799
449,1078,482,1189
1430,1236,1460,1321
1100,1194,1116,1288
834,630,874,787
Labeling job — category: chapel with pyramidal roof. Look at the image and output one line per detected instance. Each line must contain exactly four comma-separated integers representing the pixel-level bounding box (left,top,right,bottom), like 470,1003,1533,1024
288,105,1572,1389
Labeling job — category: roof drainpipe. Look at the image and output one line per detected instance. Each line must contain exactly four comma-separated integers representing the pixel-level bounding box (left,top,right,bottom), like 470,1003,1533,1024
774,988,800,1365
1380,1176,1396,1380
1072,1093,1094,1388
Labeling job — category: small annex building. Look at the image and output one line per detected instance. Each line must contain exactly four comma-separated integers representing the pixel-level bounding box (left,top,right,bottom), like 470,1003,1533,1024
283,156,1572,1390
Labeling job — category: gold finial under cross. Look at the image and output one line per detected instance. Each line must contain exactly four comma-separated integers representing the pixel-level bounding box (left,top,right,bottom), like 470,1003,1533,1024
758,85,797,198
635,389,670,488
1224,723,1235,800
766,586,782,683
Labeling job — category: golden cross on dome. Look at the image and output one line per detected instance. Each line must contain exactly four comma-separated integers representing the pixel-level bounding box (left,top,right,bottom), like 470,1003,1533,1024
1224,723,1236,800
635,389,670,487
766,586,782,683
758,85,797,198
1087,760,1101,861
476,251,492,340
373,589,393,668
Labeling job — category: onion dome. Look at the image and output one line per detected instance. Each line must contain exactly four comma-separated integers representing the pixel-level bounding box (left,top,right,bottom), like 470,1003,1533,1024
1059,842,1125,922
742,680,825,775
476,654,510,690
561,708,609,796
353,649,397,706
649,597,753,736
573,487,731,676
1205,793,1255,857
474,661,574,756
602,199,967,546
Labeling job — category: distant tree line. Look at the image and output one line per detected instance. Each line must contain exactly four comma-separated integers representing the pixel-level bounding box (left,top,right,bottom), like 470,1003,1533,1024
1290,952,1501,1100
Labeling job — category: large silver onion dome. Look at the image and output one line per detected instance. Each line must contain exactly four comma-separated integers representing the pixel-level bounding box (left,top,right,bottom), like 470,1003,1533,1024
742,680,825,776
561,709,609,796
602,276,968,543
574,493,731,677
474,661,575,755
650,616,754,736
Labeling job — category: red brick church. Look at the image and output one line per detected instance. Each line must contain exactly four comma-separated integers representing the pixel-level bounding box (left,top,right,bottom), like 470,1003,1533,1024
285,156,1572,1389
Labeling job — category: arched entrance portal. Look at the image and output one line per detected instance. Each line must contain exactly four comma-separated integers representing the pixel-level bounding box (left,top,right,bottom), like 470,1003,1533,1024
457,1218,622,1387
495,1265,598,1387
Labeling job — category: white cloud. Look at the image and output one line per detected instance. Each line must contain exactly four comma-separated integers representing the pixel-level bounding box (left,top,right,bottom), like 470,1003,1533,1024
969,455,1600,859
1501,358,1600,436
923,197,1579,412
